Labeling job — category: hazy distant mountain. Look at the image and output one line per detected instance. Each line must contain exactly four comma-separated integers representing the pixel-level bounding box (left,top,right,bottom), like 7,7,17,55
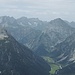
65,20,75,28
0,28,50,75
17,17,48,30
0,16,40,42
33,18,75,56
69,21,75,28
0,16,75,57
0,16,17,27
48,18,75,39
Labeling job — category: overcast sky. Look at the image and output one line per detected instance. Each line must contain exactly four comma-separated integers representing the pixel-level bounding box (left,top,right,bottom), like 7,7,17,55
0,0,75,21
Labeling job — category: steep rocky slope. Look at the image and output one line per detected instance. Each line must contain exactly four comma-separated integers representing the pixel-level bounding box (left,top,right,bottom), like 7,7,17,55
0,29,50,75
51,32,75,66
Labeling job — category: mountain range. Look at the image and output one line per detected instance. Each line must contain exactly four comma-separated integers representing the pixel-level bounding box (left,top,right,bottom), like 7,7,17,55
0,28,50,75
51,32,75,65
51,32,75,75
0,16,75,55
0,16,75,75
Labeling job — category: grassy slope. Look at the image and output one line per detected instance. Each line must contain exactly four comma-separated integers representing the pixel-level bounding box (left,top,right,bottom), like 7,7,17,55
42,56,60,75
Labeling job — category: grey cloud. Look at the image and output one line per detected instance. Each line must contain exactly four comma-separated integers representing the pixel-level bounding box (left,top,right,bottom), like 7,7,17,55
0,0,75,21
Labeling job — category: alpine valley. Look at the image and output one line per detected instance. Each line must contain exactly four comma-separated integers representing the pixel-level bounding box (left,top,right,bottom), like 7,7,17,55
0,16,75,75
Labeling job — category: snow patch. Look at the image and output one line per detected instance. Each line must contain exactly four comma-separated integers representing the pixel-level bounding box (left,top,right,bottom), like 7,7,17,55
20,22,25,26
28,22,32,25
34,22,38,26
